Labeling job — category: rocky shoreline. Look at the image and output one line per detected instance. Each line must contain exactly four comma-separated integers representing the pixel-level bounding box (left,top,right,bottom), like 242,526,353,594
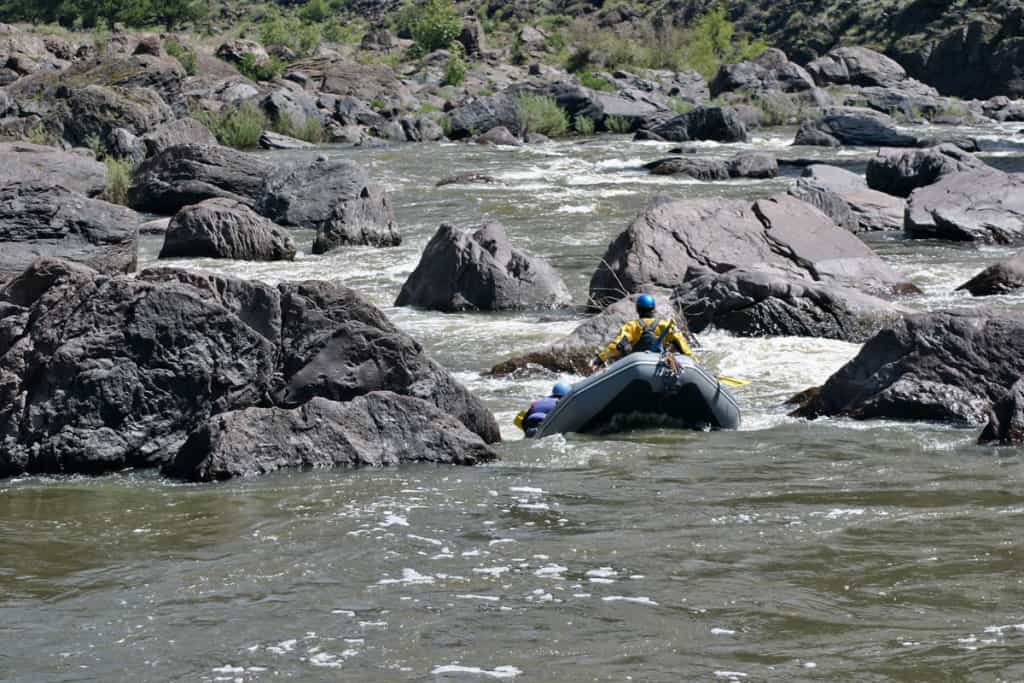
3,19,1024,482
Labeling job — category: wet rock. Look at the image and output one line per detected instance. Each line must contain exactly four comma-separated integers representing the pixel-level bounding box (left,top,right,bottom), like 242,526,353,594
645,106,748,143
259,130,314,149
710,48,815,96
160,198,296,261
446,92,520,139
128,144,273,215
727,152,778,179
0,182,139,282
589,194,919,306
788,164,905,232
905,169,1024,243
956,254,1024,296
865,144,990,197
260,157,399,251
436,172,498,187
791,312,1024,426
167,393,497,481
794,107,918,147
395,222,572,312
276,280,500,443
141,118,217,157
673,266,906,342
807,46,909,88
978,378,1024,445
982,97,1024,123
645,157,729,180
475,126,521,146
0,142,107,197
401,116,445,142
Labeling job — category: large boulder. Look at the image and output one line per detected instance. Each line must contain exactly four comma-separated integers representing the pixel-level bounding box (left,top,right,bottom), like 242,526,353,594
794,107,918,147
978,378,1024,446
60,84,175,147
645,106,748,143
128,143,274,215
0,142,107,197
547,82,663,131
788,164,904,232
141,118,217,157
807,46,909,88
791,312,1024,426
644,152,777,180
865,144,990,197
589,194,919,306
710,48,816,96
395,222,572,312
167,393,497,482
446,92,520,139
905,170,1024,243
159,198,296,261
260,157,400,251
286,58,414,110
0,182,139,282
956,254,1024,296
276,280,500,443
673,266,906,342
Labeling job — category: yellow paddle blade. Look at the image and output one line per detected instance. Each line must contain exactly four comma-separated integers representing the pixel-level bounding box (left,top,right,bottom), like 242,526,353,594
717,375,751,388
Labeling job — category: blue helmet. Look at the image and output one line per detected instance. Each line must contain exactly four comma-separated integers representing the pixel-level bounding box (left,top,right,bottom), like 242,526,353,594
551,382,571,398
636,293,655,315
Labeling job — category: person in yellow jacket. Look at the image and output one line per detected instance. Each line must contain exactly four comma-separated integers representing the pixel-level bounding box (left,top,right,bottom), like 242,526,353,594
591,293,695,370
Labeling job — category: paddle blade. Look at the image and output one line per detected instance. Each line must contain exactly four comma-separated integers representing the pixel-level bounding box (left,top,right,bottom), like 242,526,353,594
717,375,751,388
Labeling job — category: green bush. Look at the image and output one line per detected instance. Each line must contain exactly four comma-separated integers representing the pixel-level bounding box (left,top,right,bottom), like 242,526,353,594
259,11,322,56
515,94,568,137
274,113,327,144
299,0,330,24
604,115,632,134
668,97,694,114
26,123,56,146
237,53,284,82
579,71,615,92
103,157,134,205
323,17,366,45
443,42,467,86
165,39,198,76
574,114,595,136
84,133,106,158
195,101,268,149
405,0,463,54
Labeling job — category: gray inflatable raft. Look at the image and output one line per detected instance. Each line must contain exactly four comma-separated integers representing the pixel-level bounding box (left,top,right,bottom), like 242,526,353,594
530,352,741,438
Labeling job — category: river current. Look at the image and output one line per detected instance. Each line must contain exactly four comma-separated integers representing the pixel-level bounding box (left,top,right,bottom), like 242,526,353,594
3,126,1024,682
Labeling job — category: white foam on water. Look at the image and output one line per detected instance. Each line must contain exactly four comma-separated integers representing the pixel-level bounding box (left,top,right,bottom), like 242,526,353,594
984,623,1024,634
473,566,511,577
309,652,343,668
714,672,749,680
407,534,443,546
711,627,736,635
602,596,658,606
509,486,544,494
380,514,409,527
457,594,501,601
431,664,522,679
377,568,434,585
586,567,618,578
267,639,297,655
534,564,568,577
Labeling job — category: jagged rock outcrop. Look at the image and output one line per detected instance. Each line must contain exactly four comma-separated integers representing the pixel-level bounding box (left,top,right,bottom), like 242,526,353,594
957,254,1024,296
645,106,748,143
159,199,296,261
791,312,1024,426
865,144,990,197
807,46,911,88
710,48,816,96
794,107,918,147
395,222,571,312
905,169,1024,243
788,164,904,232
0,142,107,197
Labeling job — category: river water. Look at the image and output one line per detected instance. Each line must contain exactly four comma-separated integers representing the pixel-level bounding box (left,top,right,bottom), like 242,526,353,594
4,126,1024,682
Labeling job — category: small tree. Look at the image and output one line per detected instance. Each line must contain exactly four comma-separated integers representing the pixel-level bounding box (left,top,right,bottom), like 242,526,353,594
407,0,463,54
150,0,208,30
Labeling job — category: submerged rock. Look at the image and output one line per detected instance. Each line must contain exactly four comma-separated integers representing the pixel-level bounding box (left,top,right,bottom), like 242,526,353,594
159,199,296,261
791,312,1024,425
905,169,1024,243
673,267,906,342
395,222,571,312
866,144,989,197
788,164,904,232
978,378,1024,445
957,255,1024,296
167,393,497,482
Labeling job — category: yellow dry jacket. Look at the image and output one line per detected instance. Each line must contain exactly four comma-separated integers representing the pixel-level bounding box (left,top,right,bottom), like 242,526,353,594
598,318,695,363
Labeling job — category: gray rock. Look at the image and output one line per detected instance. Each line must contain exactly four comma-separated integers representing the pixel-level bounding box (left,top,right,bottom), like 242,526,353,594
646,106,748,143
160,198,296,261
395,222,572,312
167,393,497,481
0,182,139,282
644,157,729,180
475,126,521,146
789,164,905,232
457,14,487,56
727,152,778,179
547,82,662,130
216,39,270,65
978,378,1024,445
259,157,400,251
957,254,1024,296
807,46,909,88
258,130,314,149
710,48,815,96
141,118,217,157
60,85,175,146
905,170,1024,243
0,142,107,197
447,92,520,139
334,96,386,128
791,312,1024,426
589,194,919,306
866,144,990,197
673,266,906,342
288,58,414,111
794,107,918,147
261,89,322,131
108,127,146,166
436,172,498,187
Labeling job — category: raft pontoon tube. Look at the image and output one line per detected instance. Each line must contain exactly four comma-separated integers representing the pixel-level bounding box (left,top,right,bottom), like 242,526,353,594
530,353,741,437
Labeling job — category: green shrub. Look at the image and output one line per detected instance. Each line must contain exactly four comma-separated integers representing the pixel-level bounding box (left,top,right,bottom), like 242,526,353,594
84,133,106,158
668,97,694,115
323,17,366,45
238,53,284,82
579,71,615,92
165,39,198,76
604,115,632,134
515,94,568,137
405,0,463,54
196,101,268,149
274,113,327,144
103,157,134,205
574,114,595,136
299,0,330,24
443,42,467,86
26,123,56,146
259,11,321,56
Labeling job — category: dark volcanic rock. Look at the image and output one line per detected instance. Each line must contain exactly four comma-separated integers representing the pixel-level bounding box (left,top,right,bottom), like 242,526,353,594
141,118,217,157
160,199,296,261
475,126,521,146
261,157,399,251
978,378,1024,446
167,393,497,481
276,280,500,443
435,172,498,187
589,194,918,306
788,164,904,232
445,92,520,139
957,254,1024,296
645,152,776,180
710,48,815,96
128,144,274,215
395,222,571,312
673,267,906,342
727,152,778,179
0,182,139,282
865,144,990,197
258,130,314,150
60,84,174,147
791,312,1024,426
0,142,107,197
807,46,909,88
905,170,1024,243
646,106,748,143
794,108,918,147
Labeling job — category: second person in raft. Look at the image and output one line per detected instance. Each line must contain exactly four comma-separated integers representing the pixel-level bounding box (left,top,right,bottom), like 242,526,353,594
591,293,695,370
